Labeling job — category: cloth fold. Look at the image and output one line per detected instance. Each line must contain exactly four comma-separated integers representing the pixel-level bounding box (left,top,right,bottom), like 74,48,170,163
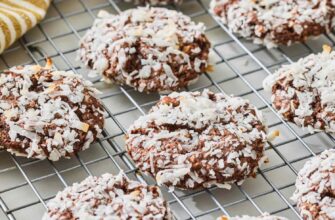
0,0,51,53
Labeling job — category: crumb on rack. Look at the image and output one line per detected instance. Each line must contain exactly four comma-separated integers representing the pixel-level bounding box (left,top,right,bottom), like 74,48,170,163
45,58,53,69
267,130,280,141
323,44,332,53
206,64,214,73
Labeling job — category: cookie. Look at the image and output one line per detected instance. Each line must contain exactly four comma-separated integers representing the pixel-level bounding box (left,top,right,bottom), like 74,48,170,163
263,49,335,134
218,213,288,220
78,7,211,93
126,90,268,190
125,0,182,5
43,172,172,220
0,61,105,161
210,0,335,48
291,149,335,220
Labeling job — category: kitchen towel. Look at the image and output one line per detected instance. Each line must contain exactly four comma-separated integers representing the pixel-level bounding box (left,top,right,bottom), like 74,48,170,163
0,0,51,53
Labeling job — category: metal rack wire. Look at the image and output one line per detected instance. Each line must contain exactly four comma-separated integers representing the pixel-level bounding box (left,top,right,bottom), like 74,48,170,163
0,0,335,219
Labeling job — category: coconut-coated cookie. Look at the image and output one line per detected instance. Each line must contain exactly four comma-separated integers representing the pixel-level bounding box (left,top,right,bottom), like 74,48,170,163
263,49,335,134
210,0,335,48
291,149,335,220
43,172,172,219
0,61,104,161
126,90,268,190
78,7,211,93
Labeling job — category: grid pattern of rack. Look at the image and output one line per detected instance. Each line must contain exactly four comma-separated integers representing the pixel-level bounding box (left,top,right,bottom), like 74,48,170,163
0,0,335,219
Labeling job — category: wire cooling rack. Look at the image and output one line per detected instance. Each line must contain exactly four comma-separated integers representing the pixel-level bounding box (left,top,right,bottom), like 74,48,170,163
1,0,335,219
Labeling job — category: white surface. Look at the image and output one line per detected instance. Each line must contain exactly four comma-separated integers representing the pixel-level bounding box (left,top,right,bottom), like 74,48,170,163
0,0,334,219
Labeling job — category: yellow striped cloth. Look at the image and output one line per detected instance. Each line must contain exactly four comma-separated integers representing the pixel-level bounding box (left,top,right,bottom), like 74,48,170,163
0,0,51,53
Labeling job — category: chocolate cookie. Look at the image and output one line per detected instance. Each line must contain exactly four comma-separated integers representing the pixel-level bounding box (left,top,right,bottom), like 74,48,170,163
126,90,268,190
0,61,104,161
263,49,335,134
210,0,335,48
291,149,335,220
43,172,172,220
125,0,182,5
78,7,211,93
218,214,288,220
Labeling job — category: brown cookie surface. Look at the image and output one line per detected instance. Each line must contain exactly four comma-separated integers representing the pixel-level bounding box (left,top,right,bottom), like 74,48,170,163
263,50,335,134
210,0,335,48
291,149,335,220
126,90,268,190
78,7,211,93
0,63,104,161
43,172,172,220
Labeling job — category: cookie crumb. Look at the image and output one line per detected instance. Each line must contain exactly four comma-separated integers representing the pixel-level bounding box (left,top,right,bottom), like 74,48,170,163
323,44,332,53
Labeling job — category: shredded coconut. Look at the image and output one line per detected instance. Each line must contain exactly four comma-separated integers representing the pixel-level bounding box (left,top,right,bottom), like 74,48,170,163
43,172,172,220
126,90,268,190
78,7,211,93
291,149,335,220
210,0,335,48
0,64,105,161
218,213,288,220
263,50,335,134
